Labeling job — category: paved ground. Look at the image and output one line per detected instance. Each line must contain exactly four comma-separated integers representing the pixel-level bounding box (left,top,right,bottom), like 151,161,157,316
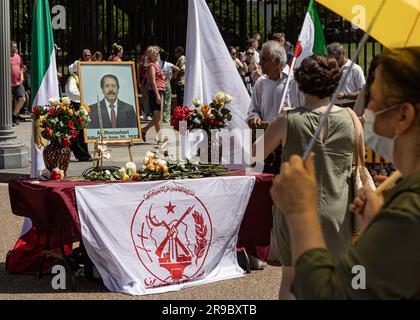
0,120,283,300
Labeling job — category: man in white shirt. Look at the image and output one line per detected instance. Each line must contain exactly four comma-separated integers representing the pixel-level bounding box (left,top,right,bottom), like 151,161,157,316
328,42,366,105
247,41,304,128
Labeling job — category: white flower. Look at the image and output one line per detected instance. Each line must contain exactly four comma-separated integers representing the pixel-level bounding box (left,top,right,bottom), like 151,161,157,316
156,159,167,166
192,98,202,107
102,151,111,160
224,94,233,104
141,165,147,171
97,145,108,153
61,97,71,105
118,167,127,176
146,151,155,158
48,97,60,107
125,162,137,175
104,170,111,175
39,168,51,180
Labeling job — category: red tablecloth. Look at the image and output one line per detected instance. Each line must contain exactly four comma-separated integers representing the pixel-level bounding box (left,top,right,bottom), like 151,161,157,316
8,172,273,273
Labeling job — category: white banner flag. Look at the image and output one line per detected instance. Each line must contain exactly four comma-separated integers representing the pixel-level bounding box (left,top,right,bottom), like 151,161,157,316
184,0,252,165
76,176,255,295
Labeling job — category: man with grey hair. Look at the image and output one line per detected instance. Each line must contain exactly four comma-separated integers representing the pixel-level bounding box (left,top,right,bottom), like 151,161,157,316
247,40,303,128
328,42,366,105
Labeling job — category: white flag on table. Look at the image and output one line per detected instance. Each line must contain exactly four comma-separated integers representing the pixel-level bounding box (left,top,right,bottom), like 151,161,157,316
76,176,255,295
184,0,251,165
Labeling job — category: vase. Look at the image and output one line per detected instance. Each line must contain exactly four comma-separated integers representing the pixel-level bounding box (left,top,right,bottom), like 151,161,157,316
206,131,223,164
43,142,71,175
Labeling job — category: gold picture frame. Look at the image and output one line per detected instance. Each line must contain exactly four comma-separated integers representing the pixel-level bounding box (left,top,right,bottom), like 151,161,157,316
78,61,143,143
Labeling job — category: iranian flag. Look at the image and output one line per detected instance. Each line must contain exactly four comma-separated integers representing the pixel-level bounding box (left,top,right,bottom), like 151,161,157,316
30,0,59,177
294,0,327,67
277,0,327,114
6,0,65,275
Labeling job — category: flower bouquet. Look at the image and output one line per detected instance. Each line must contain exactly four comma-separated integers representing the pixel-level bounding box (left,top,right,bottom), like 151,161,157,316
32,97,90,174
171,91,233,132
171,91,233,163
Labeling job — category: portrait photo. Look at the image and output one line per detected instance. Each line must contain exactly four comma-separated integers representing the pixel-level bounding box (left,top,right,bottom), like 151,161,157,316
78,61,142,142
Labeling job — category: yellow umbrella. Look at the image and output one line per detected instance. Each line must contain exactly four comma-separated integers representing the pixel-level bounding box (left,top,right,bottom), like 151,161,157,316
316,0,420,47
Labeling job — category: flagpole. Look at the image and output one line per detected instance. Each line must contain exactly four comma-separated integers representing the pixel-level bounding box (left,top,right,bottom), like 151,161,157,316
303,1,386,161
277,56,297,115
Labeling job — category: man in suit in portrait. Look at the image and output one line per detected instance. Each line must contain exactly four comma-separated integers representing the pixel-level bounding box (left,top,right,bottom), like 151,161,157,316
89,74,138,128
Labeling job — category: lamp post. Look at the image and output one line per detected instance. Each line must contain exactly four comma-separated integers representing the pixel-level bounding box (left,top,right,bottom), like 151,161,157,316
0,0,29,169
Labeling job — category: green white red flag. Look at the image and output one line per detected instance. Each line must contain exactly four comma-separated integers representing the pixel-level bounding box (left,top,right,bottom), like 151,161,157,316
30,0,59,177
294,0,327,66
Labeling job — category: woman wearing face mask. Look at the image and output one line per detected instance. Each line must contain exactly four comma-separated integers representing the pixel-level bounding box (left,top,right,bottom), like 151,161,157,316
270,47,420,299
256,55,359,299
354,55,396,176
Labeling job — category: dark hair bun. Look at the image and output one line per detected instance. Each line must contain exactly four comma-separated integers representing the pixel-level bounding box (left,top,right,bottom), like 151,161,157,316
295,55,342,99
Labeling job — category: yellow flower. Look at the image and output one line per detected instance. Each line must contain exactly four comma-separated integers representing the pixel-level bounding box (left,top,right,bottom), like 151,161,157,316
147,164,156,171
215,91,226,102
122,174,129,181
67,108,74,116
39,115,46,123
192,98,202,107
81,103,90,113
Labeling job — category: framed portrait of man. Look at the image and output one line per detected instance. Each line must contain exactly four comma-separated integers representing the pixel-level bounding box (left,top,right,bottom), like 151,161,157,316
78,61,142,142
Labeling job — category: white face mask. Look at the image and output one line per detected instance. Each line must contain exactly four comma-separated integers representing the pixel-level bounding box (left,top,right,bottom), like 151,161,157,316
364,106,400,163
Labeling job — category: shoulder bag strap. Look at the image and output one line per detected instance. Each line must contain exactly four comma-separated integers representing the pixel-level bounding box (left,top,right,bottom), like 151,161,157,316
345,108,365,167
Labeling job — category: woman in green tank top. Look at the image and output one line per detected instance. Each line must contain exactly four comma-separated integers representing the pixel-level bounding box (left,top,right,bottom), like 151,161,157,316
255,55,363,299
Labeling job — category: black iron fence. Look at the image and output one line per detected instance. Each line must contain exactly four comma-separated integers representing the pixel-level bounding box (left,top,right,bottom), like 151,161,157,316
10,0,381,82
